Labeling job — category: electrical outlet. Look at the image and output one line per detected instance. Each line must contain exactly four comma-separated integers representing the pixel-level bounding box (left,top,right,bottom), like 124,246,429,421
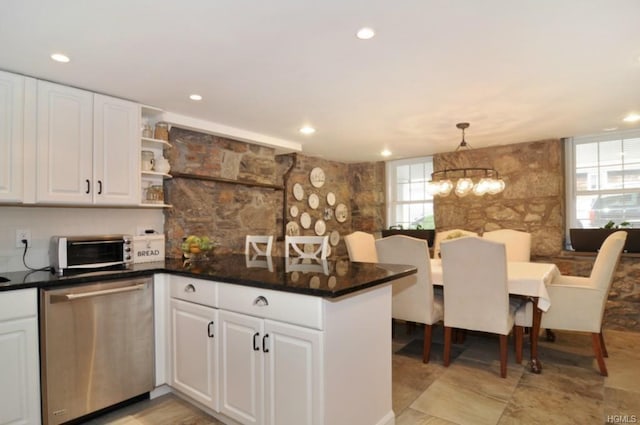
16,229,31,248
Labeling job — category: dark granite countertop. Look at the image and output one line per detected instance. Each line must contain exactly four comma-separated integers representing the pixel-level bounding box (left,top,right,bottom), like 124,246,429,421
0,254,416,299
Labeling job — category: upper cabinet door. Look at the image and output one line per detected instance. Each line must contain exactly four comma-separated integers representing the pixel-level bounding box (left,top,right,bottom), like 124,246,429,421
36,80,93,204
93,94,139,205
0,70,24,202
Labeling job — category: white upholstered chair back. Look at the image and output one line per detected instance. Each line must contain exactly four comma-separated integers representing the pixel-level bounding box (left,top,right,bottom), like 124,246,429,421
590,231,627,289
433,229,478,259
245,235,274,256
344,231,378,262
376,235,440,325
285,235,329,259
482,229,532,262
440,237,512,335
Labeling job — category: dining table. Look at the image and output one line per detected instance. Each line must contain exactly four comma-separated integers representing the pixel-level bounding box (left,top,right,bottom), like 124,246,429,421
430,259,560,373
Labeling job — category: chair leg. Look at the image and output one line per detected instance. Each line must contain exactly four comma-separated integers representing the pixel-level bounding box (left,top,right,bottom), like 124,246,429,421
499,334,508,378
423,324,433,364
599,330,608,358
514,326,524,364
592,333,608,376
444,326,452,367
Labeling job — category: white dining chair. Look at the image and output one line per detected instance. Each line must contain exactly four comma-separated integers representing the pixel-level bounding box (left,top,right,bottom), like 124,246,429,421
541,230,627,376
344,231,378,262
284,235,329,259
483,229,532,262
433,229,478,259
245,235,274,256
376,235,443,363
440,237,527,378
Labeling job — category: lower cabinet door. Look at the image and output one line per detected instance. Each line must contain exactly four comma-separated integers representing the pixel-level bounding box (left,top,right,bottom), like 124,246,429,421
219,310,264,425
170,298,218,411
0,317,40,425
263,319,323,425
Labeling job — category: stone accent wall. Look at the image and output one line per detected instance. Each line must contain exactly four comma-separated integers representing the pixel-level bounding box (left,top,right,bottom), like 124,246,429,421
163,130,386,259
434,139,564,257
349,162,386,232
164,128,281,257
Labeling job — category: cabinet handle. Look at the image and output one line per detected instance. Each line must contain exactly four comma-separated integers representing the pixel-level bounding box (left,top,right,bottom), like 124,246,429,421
98,180,103,194
253,296,269,307
253,332,260,351
207,321,214,338
184,284,196,293
85,179,90,194
262,333,269,353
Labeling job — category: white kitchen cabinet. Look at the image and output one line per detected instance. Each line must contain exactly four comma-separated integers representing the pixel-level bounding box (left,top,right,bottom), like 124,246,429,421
218,286,322,425
0,289,41,425
169,277,219,411
219,310,264,425
263,319,322,425
0,70,24,202
170,298,219,411
93,94,140,205
35,80,139,205
166,276,393,425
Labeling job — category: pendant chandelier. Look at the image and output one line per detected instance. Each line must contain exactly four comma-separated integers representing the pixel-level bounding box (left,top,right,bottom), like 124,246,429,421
427,123,505,197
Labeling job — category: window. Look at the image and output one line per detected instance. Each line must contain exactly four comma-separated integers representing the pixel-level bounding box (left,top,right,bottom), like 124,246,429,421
386,156,435,229
567,129,640,230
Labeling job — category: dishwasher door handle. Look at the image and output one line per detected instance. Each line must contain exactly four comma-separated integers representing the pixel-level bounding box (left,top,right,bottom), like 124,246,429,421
51,283,147,302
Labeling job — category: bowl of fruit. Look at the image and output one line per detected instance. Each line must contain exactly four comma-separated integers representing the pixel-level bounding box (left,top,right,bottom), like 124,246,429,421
181,235,214,260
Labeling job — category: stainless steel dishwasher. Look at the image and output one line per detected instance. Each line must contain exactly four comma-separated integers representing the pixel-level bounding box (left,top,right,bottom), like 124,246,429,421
40,277,154,425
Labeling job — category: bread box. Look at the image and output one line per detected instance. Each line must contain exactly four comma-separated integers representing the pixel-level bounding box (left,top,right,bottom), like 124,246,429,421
133,234,165,263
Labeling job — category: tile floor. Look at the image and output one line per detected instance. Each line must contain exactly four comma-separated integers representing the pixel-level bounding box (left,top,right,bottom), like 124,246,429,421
392,326,640,425
89,327,640,424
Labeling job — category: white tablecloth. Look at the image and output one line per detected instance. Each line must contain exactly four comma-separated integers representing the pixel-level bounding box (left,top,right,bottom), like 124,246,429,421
430,259,559,312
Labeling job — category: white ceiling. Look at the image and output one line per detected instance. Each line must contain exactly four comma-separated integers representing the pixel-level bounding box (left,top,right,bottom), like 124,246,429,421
2,0,640,163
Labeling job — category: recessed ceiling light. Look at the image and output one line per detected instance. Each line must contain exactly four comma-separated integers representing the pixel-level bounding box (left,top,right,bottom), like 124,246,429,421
50,53,70,63
189,94,203,101
381,149,392,157
299,126,316,135
623,113,640,123
356,27,375,40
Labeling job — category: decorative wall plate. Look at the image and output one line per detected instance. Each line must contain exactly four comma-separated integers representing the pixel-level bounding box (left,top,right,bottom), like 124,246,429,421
309,167,326,188
314,219,326,236
330,230,340,246
291,271,300,282
308,193,320,209
293,183,304,201
335,203,348,223
326,192,336,206
300,212,312,229
290,205,299,217
286,221,300,236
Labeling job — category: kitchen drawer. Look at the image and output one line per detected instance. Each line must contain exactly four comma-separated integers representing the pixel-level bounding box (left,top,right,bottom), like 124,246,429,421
0,288,37,321
218,283,323,330
170,276,217,308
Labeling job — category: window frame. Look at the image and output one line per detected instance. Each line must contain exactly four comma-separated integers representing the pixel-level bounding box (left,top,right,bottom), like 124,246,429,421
385,156,435,230
566,129,640,240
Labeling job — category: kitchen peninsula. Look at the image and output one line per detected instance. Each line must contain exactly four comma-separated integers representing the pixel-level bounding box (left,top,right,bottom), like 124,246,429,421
0,255,416,425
